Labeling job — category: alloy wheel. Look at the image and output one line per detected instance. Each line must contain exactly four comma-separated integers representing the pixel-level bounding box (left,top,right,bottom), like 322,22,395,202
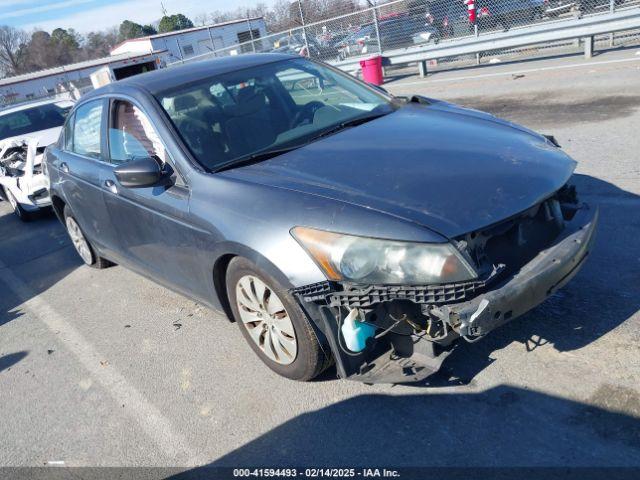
235,275,298,365
66,216,93,265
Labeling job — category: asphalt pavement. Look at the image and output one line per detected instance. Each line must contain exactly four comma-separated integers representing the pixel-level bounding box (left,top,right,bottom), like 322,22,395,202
1,47,639,470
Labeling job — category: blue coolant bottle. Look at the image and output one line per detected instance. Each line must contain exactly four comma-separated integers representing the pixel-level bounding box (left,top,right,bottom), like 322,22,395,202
341,309,376,353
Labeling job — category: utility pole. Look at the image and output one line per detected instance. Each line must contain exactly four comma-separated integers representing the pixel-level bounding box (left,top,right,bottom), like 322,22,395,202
366,0,382,56
296,0,310,57
247,10,257,53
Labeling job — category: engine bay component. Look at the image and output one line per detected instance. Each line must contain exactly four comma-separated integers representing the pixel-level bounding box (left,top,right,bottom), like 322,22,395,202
340,308,376,353
0,136,51,219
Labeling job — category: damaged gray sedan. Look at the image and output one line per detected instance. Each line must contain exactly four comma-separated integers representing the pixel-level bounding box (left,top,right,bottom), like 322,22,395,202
45,54,597,384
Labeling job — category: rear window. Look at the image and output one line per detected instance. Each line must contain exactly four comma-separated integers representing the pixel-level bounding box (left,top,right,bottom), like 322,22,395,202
0,103,71,141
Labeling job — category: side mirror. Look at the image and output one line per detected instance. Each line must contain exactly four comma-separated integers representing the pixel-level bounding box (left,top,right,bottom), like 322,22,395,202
114,156,163,188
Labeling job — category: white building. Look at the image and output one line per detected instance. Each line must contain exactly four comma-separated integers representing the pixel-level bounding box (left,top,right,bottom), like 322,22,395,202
0,50,165,105
0,17,268,105
110,17,268,62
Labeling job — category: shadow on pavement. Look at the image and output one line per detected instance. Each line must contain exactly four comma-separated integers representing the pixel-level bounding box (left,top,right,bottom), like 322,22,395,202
173,385,640,472
0,351,28,373
0,206,80,329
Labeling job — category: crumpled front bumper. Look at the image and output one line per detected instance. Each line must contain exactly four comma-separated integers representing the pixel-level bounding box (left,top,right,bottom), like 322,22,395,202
450,204,598,338
295,204,598,384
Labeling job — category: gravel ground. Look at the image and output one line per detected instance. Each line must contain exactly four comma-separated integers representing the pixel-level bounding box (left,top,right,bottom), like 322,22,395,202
0,48,639,470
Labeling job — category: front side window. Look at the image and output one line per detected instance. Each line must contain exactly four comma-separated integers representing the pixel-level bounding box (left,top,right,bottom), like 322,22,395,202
156,58,393,171
72,100,103,159
108,100,167,165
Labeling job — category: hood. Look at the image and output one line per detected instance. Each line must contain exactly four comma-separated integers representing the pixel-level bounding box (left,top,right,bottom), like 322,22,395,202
226,102,576,238
0,126,62,148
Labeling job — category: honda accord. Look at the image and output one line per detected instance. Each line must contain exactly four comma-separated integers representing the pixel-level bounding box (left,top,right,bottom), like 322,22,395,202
45,54,597,383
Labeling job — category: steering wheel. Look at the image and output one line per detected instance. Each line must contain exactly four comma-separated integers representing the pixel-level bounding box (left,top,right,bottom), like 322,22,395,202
290,101,325,128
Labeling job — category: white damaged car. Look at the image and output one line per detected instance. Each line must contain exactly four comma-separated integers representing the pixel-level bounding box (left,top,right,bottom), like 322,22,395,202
0,98,73,220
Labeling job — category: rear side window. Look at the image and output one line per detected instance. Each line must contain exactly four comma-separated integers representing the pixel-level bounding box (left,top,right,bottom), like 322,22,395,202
108,100,167,165
72,100,103,159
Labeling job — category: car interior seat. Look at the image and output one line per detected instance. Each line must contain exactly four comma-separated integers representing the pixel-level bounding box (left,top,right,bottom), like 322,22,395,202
223,86,277,157
171,94,226,169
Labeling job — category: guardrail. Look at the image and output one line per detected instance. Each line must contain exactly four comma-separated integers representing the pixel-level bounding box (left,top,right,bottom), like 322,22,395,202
331,7,640,77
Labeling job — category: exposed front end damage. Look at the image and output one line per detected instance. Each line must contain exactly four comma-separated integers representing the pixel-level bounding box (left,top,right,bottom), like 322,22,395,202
0,137,51,214
293,185,598,384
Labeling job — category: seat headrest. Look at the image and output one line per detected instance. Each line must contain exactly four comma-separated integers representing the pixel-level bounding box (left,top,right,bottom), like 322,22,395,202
174,95,198,112
224,87,268,117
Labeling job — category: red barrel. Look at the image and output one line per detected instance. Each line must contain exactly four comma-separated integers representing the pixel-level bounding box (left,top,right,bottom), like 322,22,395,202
465,0,477,23
360,56,384,85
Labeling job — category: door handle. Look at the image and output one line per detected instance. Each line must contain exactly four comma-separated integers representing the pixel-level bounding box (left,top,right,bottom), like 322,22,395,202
103,179,117,194
60,162,69,173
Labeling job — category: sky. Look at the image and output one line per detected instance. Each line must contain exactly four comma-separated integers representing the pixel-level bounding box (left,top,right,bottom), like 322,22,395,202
0,0,249,33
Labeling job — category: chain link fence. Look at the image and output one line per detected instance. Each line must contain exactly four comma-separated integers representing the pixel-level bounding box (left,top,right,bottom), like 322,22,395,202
169,0,640,76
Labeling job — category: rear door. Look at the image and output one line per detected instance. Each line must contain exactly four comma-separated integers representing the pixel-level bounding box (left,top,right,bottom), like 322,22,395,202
47,98,119,255
100,98,210,300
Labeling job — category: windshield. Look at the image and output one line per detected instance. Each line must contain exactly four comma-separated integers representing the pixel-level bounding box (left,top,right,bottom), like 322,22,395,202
156,58,394,171
0,103,71,141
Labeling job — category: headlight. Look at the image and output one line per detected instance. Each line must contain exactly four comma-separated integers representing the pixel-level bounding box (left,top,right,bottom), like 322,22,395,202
291,227,477,284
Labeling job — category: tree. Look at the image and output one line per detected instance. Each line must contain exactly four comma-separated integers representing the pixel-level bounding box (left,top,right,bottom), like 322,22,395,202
0,25,28,77
141,24,157,35
260,0,298,31
51,28,81,64
158,13,194,33
193,13,210,26
118,20,156,41
51,28,80,48
18,31,54,73
84,28,118,58
119,20,142,41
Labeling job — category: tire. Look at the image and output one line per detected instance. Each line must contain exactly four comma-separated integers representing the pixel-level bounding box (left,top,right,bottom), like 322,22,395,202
3,187,32,221
226,256,331,381
63,206,112,269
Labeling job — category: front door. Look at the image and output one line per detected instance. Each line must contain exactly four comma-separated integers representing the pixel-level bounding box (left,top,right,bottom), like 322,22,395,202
100,99,211,301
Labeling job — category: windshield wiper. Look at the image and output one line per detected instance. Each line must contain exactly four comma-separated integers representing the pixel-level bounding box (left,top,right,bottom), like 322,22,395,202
310,112,389,141
213,145,303,173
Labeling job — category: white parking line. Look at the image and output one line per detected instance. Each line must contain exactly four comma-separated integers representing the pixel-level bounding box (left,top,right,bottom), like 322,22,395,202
0,259,205,466
391,55,640,87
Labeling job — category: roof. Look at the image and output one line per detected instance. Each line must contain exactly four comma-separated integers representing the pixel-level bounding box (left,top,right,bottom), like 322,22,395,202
0,98,74,115
0,50,167,88
111,17,265,52
85,53,295,98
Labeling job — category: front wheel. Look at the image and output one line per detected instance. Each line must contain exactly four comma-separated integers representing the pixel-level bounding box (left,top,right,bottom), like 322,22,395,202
226,257,332,381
